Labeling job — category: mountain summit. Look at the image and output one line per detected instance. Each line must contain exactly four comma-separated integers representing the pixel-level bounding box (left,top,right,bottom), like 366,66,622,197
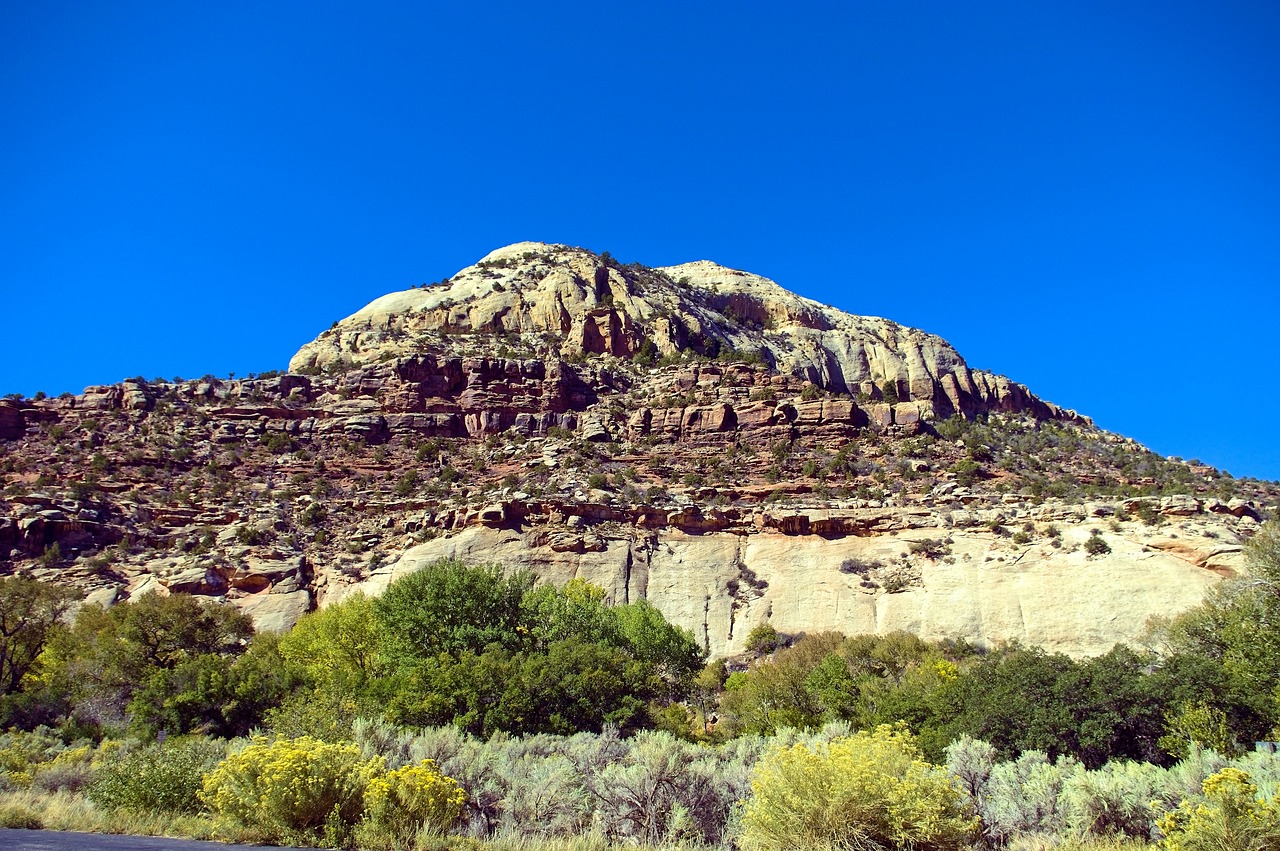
291,242,1073,423
1,243,1274,657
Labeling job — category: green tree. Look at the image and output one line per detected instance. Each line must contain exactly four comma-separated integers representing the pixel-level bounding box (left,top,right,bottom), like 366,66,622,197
385,648,511,734
691,659,727,734
280,593,385,703
522,578,620,649
938,647,1081,763
1157,520,1280,740
0,577,79,697
501,638,658,735
115,592,253,669
614,598,705,691
40,592,254,734
128,652,237,736
219,631,301,735
932,644,1173,768
1159,700,1239,759
374,558,534,661
744,622,783,654
719,648,826,736
805,652,862,721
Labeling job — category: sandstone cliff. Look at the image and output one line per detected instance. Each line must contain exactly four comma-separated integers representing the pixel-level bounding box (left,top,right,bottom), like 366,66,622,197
290,242,1076,422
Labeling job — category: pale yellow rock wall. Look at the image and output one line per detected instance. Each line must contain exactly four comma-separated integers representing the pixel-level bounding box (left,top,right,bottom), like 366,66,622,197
345,522,1223,659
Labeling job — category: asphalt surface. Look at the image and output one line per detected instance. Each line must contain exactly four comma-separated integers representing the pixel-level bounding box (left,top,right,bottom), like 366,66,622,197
0,829,285,850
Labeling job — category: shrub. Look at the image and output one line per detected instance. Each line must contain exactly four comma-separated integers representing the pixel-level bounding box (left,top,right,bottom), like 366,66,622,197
1158,767,1280,851
0,727,70,787
1160,702,1239,760
201,736,383,839
945,734,996,804
980,750,1082,843
233,525,273,546
909,537,952,559
839,557,883,577
1085,533,1112,556
589,729,730,846
1137,503,1162,526
260,432,295,453
395,471,421,497
30,745,95,793
741,724,975,851
37,542,61,567
299,502,327,526
363,758,465,843
744,623,783,655
89,737,225,814
951,459,982,487
1061,759,1166,840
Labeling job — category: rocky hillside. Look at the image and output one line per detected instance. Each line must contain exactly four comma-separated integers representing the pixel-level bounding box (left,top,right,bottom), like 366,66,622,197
2,242,1275,657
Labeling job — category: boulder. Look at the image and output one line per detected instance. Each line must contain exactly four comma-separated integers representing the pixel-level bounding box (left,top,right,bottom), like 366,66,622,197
1227,499,1263,521
1160,495,1201,516
166,565,229,595
237,589,313,633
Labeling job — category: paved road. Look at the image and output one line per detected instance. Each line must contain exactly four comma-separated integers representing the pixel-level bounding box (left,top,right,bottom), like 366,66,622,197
0,828,286,850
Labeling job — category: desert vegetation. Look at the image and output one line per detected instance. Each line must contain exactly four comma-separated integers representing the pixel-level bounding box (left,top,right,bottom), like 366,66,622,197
0,526,1276,849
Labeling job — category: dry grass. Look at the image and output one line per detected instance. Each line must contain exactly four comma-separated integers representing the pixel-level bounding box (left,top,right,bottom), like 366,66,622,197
1007,836,1156,851
0,790,702,851
352,830,699,851
0,789,220,839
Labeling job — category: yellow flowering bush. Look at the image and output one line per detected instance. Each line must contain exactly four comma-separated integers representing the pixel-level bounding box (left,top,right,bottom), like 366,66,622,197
0,729,64,787
364,758,466,841
741,723,976,851
200,736,383,837
1158,767,1280,851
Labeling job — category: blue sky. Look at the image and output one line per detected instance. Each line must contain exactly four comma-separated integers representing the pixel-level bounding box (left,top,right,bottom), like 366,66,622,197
2,2,1277,480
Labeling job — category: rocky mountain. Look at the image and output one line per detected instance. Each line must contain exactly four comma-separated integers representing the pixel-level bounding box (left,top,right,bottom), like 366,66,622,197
1,242,1275,657
291,242,1070,423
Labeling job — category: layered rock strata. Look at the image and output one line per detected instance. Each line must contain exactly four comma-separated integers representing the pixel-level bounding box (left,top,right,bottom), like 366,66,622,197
0,243,1275,654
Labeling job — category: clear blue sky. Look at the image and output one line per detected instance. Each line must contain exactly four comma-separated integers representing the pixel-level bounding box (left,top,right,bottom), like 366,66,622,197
2,2,1277,480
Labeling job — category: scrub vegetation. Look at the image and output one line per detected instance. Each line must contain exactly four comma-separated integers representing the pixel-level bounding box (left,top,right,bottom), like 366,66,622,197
0,526,1278,850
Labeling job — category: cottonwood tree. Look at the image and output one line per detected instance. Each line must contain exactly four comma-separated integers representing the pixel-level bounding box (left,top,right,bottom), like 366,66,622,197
0,576,80,701
41,592,255,734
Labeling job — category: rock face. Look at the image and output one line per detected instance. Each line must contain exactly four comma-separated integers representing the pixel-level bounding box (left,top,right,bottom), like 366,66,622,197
290,243,1078,422
0,401,25,441
344,502,1235,659
2,242,1276,652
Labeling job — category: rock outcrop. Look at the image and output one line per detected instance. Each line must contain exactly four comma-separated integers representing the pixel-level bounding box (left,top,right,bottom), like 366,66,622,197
352,521,1222,659
0,401,25,441
290,243,1080,422
338,495,1246,658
